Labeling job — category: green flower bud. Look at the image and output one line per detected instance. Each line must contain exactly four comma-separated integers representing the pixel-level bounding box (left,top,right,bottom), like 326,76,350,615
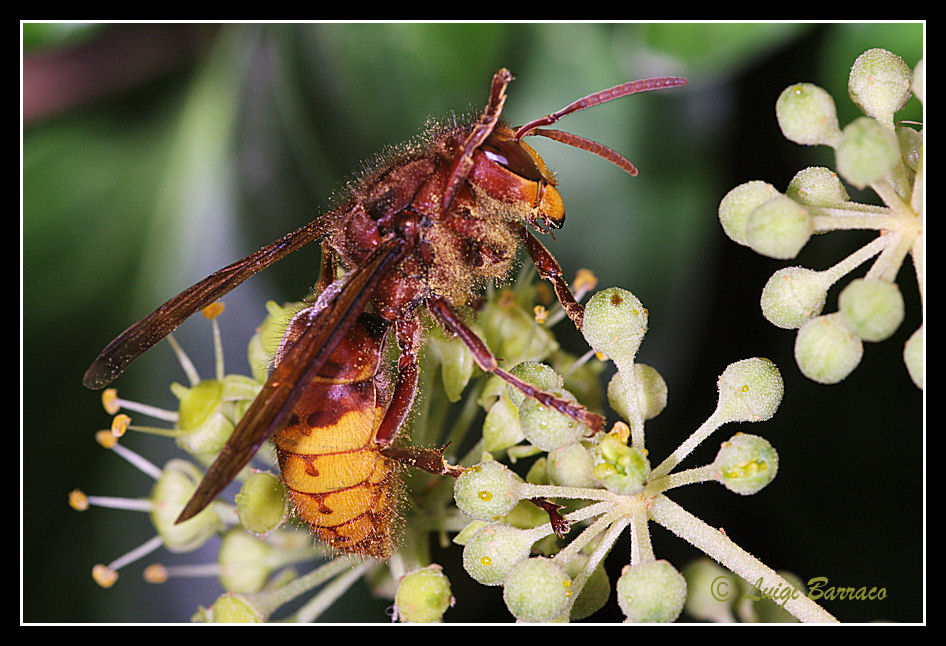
502,557,573,622
794,314,863,384
592,429,650,495
716,358,784,423
760,266,829,329
912,58,924,104
836,117,900,189
454,459,523,521
462,523,536,585
897,125,923,173
563,554,611,621
786,166,850,207
904,326,923,389
582,288,647,369
718,181,780,247
249,300,307,382
848,48,912,128
150,459,222,552
428,326,475,402
217,529,272,593
504,499,553,530
519,391,586,452
235,471,287,534
715,433,779,495
838,277,905,342
174,379,223,433
172,375,260,461
395,565,453,623
209,592,264,623
746,195,812,259
546,441,597,488
683,559,737,623
482,392,524,453
507,362,563,408
616,559,687,623
776,83,841,146
479,296,559,364
607,364,668,421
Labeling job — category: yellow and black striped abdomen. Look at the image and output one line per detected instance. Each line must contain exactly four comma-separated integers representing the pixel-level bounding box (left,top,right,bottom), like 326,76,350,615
274,312,399,558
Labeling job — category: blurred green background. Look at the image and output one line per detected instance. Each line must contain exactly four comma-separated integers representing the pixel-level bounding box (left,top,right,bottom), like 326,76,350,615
23,22,923,623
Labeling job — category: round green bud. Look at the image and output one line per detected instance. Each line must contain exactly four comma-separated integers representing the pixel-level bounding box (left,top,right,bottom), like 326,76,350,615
776,83,841,146
395,566,453,623
839,278,905,342
897,125,923,172
482,392,524,453
454,460,523,521
715,433,779,495
504,499,552,530
507,362,563,408
172,375,260,460
546,442,597,488
210,592,264,623
608,364,668,421
428,327,475,403
904,326,923,389
235,471,287,534
582,288,647,368
718,181,780,246
150,459,222,552
682,558,737,623
479,296,558,364
502,557,573,622
592,431,650,495
519,391,586,452
716,358,784,423
760,266,829,329
786,166,850,207
462,523,536,585
563,554,611,621
616,559,687,623
912,58,924,104
249,300,307,382
794,314,863,384
836,117,900,189
174,378,224,432
848,48,912,127
746,195,812,259
217,529,272,593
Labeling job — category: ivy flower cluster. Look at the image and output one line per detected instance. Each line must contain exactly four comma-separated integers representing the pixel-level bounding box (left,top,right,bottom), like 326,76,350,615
73,265,838,622
718,48,924,387
449,284,834,623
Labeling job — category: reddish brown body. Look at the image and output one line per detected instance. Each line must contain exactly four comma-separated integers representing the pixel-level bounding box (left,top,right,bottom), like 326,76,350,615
83,69,686,559
267,119,569,557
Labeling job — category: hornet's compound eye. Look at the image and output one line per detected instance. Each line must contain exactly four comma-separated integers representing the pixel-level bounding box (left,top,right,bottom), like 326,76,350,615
482,128,554,185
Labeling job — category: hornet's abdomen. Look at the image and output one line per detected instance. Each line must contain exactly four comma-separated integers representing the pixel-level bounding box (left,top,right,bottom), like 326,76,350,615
273,311,399,558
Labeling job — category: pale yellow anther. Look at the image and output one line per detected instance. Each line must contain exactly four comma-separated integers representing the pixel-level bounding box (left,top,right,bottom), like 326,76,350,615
201,301,225,319
144,563,168,584
111,414,131,437
95,430,118,449
102,388,120,415
68,489,89,511
92,564,118,588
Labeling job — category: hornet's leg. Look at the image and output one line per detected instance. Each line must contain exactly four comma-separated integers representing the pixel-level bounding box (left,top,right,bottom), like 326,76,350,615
518,225,585,330
427,295,604,434
376,310,464,478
